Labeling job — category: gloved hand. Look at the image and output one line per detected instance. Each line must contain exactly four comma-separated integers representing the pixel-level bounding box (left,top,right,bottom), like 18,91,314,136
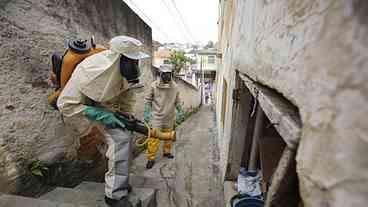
144,103,152,123
176,105,185,124
84,106,125,129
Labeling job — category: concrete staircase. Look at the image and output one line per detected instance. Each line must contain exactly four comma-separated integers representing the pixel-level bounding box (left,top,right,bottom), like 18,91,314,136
0,181,157,207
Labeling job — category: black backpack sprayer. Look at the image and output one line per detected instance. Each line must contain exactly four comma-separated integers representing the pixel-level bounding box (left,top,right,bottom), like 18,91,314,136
114,112,176,147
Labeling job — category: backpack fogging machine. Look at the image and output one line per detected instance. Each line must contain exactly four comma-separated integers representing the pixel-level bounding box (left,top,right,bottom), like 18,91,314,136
115,112,176,147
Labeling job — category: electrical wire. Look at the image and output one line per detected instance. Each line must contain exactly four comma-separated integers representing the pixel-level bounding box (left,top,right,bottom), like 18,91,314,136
122,0,173,42
160,0,193,43
125,0,171,41
169,0,196,42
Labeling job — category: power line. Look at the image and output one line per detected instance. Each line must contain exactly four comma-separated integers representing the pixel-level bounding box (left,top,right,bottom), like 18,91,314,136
122,0,173,42
160,0,193,43
124,0,171,42
169,0,196,43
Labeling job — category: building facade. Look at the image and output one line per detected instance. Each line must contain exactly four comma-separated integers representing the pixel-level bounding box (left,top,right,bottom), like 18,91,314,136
191,48,218,105
216,0,368,207
153,49,173,67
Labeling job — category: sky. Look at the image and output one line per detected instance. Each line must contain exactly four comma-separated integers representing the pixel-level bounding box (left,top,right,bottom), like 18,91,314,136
123,0,218,45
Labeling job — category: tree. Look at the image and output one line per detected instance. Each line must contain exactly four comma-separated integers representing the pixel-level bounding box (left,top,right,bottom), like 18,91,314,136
204,41,214,49
168,51,190,74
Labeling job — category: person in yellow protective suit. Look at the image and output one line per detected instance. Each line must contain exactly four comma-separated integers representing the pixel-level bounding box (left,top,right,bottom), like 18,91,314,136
144,65,183,169
57,35,149,207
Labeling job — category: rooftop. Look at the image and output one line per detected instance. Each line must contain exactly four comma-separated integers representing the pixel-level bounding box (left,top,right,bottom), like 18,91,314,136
197,48,217,55
154,49,173,59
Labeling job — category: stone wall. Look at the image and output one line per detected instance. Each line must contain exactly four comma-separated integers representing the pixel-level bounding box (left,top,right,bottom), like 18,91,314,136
176,79,201,111
217,0,368,206
0,0,152,194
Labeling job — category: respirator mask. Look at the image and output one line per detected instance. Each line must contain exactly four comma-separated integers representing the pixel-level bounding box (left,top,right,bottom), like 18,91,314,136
120,55,141,84
120,55,145,93
160,72,172,84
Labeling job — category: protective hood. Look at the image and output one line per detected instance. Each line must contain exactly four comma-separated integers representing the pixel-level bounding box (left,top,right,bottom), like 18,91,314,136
159,65,173,73
109,36,150,60
76,50,129,102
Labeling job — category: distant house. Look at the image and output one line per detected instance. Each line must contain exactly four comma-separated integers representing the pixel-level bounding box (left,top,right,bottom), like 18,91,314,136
153,49,173,67
185,49,199,69
152,40,162,52
193,48,217,80
190,48,218,105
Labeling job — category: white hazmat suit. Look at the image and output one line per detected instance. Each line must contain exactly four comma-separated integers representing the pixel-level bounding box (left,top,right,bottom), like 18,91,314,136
57,36,149,200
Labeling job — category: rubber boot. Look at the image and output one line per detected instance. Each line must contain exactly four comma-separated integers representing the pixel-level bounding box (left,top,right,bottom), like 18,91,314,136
146,160,155,169
104,196,132,207
127,184,132,193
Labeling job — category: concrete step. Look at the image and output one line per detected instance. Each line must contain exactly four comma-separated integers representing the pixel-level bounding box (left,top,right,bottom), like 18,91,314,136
74,181,105,192
75,175,167,191
0,181,157,207
0,194,76,207
74,182,157,207
40,187,107,206
40,185,156,207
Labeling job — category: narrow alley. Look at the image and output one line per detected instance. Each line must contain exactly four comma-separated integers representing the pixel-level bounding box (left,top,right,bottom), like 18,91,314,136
1,0,367,206
131,106,224,207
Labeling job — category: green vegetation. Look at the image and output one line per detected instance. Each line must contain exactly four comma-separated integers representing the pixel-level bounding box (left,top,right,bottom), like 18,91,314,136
175,107,200,128
29,160,48,177
168,51,191,74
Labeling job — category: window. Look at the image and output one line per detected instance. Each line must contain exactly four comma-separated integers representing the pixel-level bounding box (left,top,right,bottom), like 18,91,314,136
208,55,215,64
163,59,170,64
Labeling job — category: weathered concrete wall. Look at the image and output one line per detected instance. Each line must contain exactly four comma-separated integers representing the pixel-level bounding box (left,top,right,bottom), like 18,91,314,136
0,0,152,194
217,0,368,206
176,79,201,111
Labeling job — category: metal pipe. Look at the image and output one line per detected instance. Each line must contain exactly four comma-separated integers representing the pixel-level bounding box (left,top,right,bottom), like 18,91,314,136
265,147,298,207
248,103,265,171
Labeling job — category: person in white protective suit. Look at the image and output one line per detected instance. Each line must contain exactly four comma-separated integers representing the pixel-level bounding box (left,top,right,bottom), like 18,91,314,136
57,35,149,207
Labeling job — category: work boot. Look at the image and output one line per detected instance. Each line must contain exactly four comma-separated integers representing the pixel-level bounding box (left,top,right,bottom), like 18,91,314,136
146,160,155,169
104,196,132,207
163,153,174,159
126,184,132,193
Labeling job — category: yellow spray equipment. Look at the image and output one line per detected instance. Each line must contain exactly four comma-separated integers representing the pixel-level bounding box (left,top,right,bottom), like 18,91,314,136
135,122,176,147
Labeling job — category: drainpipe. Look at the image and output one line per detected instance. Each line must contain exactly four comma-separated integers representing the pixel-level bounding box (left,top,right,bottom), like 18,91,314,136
248,103,265,171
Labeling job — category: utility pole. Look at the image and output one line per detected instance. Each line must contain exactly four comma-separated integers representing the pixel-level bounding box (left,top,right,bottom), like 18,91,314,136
202,56,205,105
200,55,203,105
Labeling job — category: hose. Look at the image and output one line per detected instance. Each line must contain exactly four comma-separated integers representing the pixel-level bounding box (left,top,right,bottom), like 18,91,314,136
134,121,176,147
135,121,151,147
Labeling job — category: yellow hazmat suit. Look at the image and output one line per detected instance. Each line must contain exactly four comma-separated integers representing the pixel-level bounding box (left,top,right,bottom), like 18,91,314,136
144,78,181,161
